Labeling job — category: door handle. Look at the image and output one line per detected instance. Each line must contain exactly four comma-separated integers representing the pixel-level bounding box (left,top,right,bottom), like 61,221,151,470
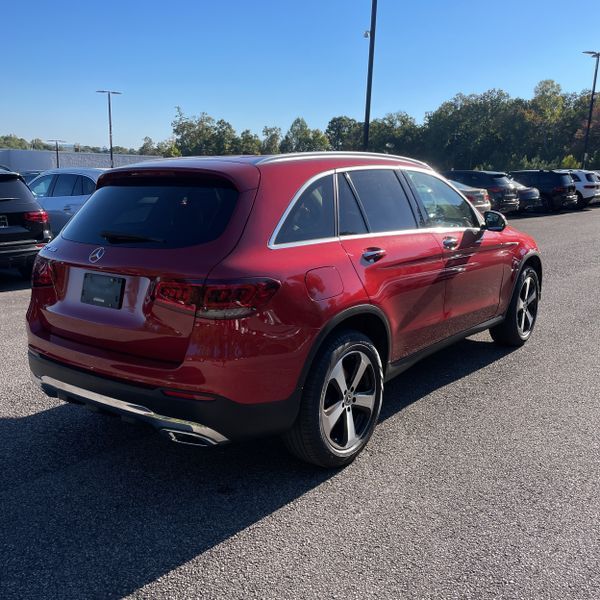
442,236,459,250
63,204,72,213
362,247,386,263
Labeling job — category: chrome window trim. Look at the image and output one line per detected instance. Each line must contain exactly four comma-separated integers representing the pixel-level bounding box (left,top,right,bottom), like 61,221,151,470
268,165,485,250
268,169,337,248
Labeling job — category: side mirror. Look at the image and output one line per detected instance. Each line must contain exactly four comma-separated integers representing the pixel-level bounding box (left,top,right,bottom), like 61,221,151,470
482,210,507,232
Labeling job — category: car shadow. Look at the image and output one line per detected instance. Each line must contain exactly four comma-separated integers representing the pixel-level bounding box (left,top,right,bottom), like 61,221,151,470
0,269,30,292
0,337,514,599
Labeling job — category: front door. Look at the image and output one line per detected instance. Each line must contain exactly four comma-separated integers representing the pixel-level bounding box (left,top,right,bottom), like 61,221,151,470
403,169,509,335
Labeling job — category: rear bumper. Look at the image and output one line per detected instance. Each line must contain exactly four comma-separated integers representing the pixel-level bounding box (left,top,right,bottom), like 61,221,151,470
492,199,520,213
28,350,299,443
0,242,44,269
518,195,543,210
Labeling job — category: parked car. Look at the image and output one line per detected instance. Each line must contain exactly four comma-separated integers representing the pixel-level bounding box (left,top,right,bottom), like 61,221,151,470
441,170,520,213
0,170,52,277
27,153,542,467
508,170,577,212
506,177,543,212
447,180,492,214
555,169,600,208
27,168,104,235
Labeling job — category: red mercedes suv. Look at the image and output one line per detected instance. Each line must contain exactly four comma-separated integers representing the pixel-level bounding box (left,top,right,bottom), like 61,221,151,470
27,153,542,467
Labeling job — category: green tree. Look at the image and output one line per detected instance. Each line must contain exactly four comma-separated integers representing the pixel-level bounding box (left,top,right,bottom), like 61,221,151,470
139,136,159,155
325,116,362,150
260,126,281,154
234,129,261,155
0,134,29,149
280,118,330,153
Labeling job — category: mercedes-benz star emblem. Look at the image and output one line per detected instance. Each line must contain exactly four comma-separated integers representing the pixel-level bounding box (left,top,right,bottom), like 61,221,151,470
89,247,105,263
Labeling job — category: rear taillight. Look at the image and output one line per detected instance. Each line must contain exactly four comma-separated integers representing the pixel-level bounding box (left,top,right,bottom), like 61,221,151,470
584,184,596,189
483,190,490,202
31,255,54,287
553,186,566,193
155,278,280,319
465,193,475,202
487,186,502,193
24,210,49,223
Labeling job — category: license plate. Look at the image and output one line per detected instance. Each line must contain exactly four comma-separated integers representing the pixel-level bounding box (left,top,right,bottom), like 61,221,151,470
0,215,7,228
81,273,125,309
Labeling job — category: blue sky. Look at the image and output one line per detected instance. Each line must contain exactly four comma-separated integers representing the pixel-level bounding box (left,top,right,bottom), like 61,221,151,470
3,0,599,149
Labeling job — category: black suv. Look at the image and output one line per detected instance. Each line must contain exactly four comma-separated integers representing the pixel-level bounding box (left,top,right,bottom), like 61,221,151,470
0,171,52,277
509,170,577,212
442,170,519,213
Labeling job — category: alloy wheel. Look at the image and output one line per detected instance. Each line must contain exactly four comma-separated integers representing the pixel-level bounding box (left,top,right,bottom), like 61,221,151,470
516,275,538,337
320,350,377,452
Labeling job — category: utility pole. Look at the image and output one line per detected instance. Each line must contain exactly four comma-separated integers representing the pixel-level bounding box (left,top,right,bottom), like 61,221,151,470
96,90,122,168
582,51,599,169
47,139,66,168
363,0,378,151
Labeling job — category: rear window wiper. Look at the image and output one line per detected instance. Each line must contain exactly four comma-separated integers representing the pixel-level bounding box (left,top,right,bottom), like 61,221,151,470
100,230,165,244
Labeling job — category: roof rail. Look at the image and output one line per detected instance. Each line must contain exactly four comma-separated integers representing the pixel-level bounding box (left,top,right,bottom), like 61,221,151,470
256,151,430,168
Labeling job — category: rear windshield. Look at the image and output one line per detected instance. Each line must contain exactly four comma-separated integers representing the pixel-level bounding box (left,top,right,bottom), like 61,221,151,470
0,176,34,201
489,174,512,186
61,178,238,248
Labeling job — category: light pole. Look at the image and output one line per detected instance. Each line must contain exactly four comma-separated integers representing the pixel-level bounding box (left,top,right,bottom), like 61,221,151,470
96,90,122,168
363,0,378,151
582,51,599,169
47,139,66,168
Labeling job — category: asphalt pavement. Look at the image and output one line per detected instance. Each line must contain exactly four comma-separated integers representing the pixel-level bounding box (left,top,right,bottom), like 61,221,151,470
1,207,599,599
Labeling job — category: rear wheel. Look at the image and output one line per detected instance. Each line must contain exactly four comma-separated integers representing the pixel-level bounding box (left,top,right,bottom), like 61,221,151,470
575,192,588,210
283,330,383,468
490,266,540,347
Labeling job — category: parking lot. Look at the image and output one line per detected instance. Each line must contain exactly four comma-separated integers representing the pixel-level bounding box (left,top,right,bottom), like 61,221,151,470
1,207,599,599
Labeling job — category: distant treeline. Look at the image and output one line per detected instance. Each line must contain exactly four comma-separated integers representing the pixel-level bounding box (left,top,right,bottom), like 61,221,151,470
3,80,599,170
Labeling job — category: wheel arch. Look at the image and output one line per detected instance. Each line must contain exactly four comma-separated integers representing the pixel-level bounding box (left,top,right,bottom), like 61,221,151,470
521,251,543,294
296,305,391,393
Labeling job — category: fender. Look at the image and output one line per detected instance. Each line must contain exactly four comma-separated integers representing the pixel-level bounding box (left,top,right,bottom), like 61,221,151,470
512,249,543,299
295,303,392,394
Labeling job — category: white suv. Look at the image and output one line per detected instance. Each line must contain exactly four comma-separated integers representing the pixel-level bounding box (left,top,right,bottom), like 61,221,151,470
557,169,600,208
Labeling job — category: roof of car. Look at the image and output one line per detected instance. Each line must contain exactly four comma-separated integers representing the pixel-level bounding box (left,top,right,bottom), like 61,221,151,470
445,170,506,176
34,167,106,178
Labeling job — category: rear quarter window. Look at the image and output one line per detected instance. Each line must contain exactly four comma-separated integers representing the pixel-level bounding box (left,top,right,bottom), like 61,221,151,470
61,177,239,248
0,176,35,202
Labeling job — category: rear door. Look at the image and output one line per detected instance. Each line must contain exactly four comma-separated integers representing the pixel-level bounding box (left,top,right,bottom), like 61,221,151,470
337,168,447,361
403,169,509,335
43,173,80,233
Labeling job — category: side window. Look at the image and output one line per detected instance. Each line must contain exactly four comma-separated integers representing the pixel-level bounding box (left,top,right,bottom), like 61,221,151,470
405,170,479,228
570,172,581,182
81,176,96,195
275,175,335,244
29,175,54,198
338,174,368,236
52,174,78,197
72,176,83,196
347,169,417,232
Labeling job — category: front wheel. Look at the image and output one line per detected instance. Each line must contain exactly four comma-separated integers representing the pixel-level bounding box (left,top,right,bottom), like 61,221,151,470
490,266,540,347
283,330,383,468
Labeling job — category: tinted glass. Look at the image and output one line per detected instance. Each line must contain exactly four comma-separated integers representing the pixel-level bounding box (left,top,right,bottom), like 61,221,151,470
406,170,478,228
81,176,96,195
29,175,54,197
52,174,78,196
585,173,598,182
347,170,416,232
72,176,83,196
62,179,238,249
338,174,367,236
276,175,335,244
0,176,35,201
570,173,581,182
489,174,512,186
557,174,574,186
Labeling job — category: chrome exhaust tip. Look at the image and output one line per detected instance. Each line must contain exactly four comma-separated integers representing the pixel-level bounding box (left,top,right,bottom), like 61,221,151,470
160,429,219,447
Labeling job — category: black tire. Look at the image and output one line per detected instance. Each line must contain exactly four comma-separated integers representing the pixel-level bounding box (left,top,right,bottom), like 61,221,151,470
283,330,383,468
490,266,540,347
575,192,589,210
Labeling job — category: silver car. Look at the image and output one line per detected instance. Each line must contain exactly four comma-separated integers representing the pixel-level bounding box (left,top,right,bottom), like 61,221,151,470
28,168,105,234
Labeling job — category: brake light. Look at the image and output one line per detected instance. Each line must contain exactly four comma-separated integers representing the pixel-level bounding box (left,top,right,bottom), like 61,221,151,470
465,193,475,202
31,255,54,287
483,190,490,201
487,186,502,193
24,210,49,223
155,278,280,319
552,187,566,193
